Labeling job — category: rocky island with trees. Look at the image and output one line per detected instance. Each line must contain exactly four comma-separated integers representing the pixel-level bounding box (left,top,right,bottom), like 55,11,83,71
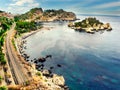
68,17,112,34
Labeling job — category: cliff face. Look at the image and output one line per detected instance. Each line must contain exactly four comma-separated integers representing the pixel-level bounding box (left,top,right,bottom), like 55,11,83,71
16,8,76,22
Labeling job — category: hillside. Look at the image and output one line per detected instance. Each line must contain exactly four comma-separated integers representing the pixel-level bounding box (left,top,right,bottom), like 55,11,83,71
15,8,76,22
15,8,43,22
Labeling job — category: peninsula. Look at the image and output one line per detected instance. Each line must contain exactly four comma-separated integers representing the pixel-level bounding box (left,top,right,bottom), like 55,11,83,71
68,17,112,34
15,8,76,22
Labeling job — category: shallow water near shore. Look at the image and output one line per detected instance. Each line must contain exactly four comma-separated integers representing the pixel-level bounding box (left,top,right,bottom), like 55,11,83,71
24,15,120,90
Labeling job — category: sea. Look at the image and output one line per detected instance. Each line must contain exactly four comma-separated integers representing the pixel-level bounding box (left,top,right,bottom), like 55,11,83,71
23,15,120,90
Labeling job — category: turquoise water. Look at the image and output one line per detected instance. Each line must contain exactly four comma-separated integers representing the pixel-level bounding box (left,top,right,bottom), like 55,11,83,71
24,15,120,90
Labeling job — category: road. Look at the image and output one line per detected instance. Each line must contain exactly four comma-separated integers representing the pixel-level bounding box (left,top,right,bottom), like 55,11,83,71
5,23,28,85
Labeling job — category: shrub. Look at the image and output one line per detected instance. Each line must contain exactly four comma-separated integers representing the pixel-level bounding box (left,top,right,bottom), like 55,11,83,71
0,76,3,83
36,72,41,76
1,59,6,65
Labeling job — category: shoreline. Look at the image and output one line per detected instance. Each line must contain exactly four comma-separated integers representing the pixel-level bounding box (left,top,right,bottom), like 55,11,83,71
15,26,52,54
22,27,53,39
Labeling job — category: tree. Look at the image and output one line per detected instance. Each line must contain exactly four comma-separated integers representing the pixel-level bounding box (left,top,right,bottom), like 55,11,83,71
0,86,7,90
1,59,6,65
0,76,3,83
15,21,38,34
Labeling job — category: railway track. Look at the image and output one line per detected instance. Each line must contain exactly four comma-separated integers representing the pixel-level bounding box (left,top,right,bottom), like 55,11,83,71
5,23,28,85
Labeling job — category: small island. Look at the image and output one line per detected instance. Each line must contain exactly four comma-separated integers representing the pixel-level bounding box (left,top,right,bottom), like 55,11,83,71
68,17,112,34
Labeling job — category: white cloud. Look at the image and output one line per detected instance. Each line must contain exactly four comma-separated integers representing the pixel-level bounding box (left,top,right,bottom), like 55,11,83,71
7,0,40,14
93,1,120,9
10,0,34,6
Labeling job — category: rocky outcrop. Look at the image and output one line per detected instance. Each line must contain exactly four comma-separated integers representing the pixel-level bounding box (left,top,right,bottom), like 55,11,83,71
52,74,65,86
8,71,66,90
68,17,112,34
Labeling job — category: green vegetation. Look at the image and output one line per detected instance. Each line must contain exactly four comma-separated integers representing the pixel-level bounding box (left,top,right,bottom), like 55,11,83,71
0,76,3,83
14,8,65,21
25,81,30,86
15,9,43,35
0,59,6,65
43,9,74,18
30,8,43,13
0,16,14,65
15,21,39,35
14,8,43,21
43,9,64,16
75,17,103,28
36,72,41,76
0,86,7,90
0,10,4,13
14,8,76,21
12,39,16,50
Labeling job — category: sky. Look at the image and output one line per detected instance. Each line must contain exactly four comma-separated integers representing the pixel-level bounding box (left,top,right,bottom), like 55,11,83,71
0,0,120,16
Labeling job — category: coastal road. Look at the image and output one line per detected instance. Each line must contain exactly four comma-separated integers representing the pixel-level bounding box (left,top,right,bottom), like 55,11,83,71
5,23,28,85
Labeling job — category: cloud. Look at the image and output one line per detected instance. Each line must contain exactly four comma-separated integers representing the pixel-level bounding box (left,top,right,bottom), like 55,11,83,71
10,0,34,6
7,0,40,14
93,1,120,9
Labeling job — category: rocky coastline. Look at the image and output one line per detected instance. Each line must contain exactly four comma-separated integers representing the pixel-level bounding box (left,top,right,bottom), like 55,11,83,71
7,7,76,89
68,17,112,34
14,8,76,89
14,27,68,90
